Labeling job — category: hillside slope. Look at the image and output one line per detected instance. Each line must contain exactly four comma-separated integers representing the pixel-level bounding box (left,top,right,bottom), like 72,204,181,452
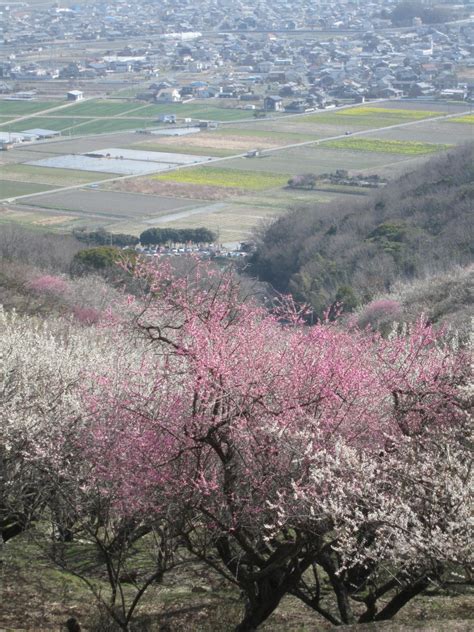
250,144,474,315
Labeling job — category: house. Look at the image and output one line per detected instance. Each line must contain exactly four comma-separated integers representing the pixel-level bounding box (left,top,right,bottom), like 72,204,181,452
155,88,181,103
264,95,284,111
284,99,308,113
66,90,83,101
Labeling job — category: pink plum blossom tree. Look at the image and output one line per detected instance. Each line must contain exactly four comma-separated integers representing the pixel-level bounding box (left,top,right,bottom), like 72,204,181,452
27,274,70,296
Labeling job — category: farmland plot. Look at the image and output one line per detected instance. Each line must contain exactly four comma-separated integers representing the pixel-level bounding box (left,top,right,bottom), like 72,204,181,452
216,146,411,176
64,99,146,117
156,167,289,190
359,120,474,145
4,117,91,132
0,100,62,116
27,154,175,175
24,189,208,220
126,102,255,122
1,164,111,186
0,180,55,199
323,138,451,155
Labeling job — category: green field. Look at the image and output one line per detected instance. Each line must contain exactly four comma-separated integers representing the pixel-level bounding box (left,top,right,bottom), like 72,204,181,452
4,116,94,132
323,138,452,155
0,180,55,199
68,117,158,135
0,115,17,123
0,100,62,116
131,102,254,121
299,106,444,128
65,99,144,116
1,164,112,186
156,166,289,190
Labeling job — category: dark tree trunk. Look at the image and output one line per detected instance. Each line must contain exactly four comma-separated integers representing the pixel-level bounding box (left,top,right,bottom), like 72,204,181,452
234,575,290,632
374,577,430,621
0,515,27,543
319,552,354,624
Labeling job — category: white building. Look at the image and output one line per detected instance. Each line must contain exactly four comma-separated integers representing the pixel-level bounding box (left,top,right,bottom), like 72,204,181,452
66,90,84,101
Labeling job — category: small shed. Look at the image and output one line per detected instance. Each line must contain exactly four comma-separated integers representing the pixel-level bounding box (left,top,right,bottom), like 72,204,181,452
67,90,84,101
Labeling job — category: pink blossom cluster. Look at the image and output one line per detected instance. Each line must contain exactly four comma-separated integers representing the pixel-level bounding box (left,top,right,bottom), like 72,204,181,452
27,274,70,296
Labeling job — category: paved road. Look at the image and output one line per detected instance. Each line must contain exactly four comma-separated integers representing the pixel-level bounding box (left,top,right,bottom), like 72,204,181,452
1,106,471,206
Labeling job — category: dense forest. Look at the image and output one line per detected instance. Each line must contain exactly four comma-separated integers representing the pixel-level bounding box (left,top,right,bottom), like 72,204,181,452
250,143,474,317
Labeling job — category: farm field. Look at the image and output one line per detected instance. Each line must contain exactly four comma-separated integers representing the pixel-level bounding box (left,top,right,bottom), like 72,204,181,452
155,166,290,190
2,98,470,242
447,114,474,124
298,106,445,129
27,154,174,175
0,100,63,116
219,127,320,143
134,131,256,153
4,116,91,132
0,115,18,123
234,106,456,138
359,119,474,145
106,179,345,239
0,205,79,230
0,148,61,165
0,180,55,199
131,141,230,157
63,117,159,135
127,102,256,121
152,201,291,242
1,163,112,186
133,127,321,153
12,132,144,156
216,146,412,176
323,138,452,155
64,99,147,117
23,189,206,220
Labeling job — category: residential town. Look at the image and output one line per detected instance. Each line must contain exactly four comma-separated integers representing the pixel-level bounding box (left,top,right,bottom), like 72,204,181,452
1,0,473,107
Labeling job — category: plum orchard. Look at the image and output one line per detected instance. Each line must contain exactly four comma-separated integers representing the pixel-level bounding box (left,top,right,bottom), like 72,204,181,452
83,260,471,629
0,261,471,630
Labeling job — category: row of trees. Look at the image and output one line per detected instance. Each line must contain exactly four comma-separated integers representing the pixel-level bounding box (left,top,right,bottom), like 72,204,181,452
72,228,139,248
1,259,471,630
140,227,217,246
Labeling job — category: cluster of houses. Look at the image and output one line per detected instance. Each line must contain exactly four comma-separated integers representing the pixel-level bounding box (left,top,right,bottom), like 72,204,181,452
1,1,473,106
